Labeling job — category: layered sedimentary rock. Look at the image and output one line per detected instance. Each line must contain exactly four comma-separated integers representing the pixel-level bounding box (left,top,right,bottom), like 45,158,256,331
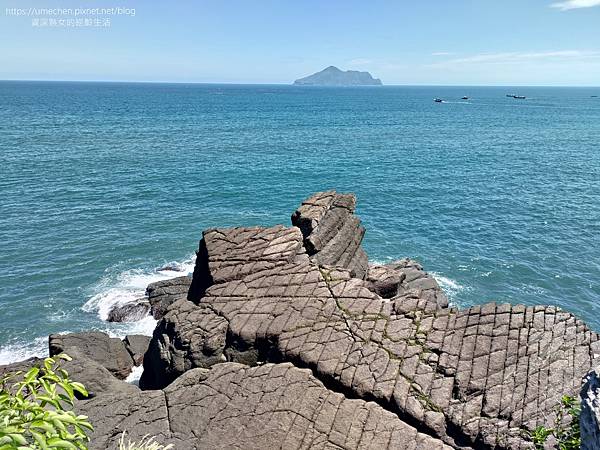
292,191,369,279
187,225,307,302
582,367,600,450
83,363,449,449
138,192,600,449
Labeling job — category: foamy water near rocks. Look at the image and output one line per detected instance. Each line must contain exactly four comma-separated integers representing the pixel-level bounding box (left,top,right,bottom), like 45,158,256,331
2,191,599,449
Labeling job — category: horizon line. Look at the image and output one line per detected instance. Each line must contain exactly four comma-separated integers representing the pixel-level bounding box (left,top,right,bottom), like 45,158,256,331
1,78,600,88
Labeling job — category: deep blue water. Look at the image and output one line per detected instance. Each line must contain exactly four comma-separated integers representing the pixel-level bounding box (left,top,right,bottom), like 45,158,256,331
1,81,599,363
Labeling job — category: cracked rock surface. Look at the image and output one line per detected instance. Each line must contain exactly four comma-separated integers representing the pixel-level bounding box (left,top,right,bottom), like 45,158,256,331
366,259,448,308
292,191,369,279
147,275,192,319
135,191,600,449
82,362,451,449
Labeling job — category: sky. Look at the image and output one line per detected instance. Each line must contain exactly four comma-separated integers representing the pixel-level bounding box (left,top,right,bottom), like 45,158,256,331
1,0,600,85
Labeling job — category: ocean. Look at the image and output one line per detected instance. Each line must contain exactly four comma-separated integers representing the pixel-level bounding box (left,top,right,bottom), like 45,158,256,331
1,81,599,364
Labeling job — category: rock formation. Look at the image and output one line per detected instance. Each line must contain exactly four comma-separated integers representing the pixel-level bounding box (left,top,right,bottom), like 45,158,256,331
82,363,451,449
147,275,192,319
2,191,599,449
106,275,192,323
107,299,150,322
292,191,369,279
366,259,449,307
49,331,135,380
294,66,383,86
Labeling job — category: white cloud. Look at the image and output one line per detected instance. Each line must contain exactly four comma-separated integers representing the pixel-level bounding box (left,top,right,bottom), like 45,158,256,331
431,52,454,56
429,50,600,67
550,0,600,10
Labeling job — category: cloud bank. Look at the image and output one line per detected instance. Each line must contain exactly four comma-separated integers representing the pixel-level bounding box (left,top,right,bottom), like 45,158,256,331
430,50,600,67
550,0,600,10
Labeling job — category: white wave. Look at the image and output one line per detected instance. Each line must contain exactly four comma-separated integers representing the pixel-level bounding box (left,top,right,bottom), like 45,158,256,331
125,364,144,386
104,316,158,340
431,272,468,306
83,256,195,322
369,258,390,266
0,336,49,365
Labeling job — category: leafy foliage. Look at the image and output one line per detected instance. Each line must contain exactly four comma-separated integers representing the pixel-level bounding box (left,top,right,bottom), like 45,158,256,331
0,354,93,449
526,395,581,450
118,432,174,450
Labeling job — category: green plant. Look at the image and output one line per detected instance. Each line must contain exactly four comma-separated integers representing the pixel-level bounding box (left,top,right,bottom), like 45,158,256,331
525,395,580,450
0,354,93,449
118,432,174,450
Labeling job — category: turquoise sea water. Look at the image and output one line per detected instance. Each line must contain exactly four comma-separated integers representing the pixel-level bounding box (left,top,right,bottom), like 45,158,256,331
1,81,599,363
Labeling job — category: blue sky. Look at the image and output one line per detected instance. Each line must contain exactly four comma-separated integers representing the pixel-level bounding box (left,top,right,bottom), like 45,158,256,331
1,0,600,85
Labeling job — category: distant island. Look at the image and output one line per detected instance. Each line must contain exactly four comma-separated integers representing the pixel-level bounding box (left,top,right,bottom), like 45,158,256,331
293,66,382,86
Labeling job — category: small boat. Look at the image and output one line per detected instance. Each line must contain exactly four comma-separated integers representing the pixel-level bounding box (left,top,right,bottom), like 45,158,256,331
434,98,443,103
461,96,469,100
592,95,598,98
513,95,526,99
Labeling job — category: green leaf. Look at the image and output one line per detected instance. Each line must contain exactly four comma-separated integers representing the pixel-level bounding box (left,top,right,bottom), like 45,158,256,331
47,438,77,449
70,383,88,398
30,429,49,450
30,420,55,434
55,354,72,362
7,433,28,445
24,368,40,383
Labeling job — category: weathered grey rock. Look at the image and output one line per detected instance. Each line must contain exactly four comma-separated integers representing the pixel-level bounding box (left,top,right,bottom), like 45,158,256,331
124,335,150,366
187,225,307,302
292,191,368,279
147,275,191,319
61,349,139,398
49,332,134,380
87,192,600,449
83,362,450,450
79,389,170,449
144,253,600,448
582,366,600,450
367,259,449,308
139,300,228,390
0,352,137,399
106,299,151,322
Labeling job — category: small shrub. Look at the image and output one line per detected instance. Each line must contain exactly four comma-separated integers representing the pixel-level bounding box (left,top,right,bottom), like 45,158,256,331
0,354,93,449
525,394,580,450
118,432,174,450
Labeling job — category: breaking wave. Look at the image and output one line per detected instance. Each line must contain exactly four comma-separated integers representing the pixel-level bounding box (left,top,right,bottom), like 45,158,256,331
83,256,195,321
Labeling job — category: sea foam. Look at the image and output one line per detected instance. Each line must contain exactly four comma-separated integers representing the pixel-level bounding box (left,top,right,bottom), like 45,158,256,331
83,256,195,322
0,336,50,365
